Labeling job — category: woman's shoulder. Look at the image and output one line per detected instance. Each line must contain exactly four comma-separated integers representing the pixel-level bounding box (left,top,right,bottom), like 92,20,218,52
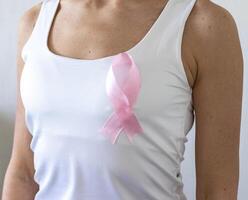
187,0,239,53
183,0,241,84
18,1,44,39
188,0,238,38
17,1,44,62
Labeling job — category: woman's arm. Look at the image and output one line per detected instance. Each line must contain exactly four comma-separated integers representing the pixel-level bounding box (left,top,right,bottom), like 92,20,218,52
187,1,243,199
1,3,42,199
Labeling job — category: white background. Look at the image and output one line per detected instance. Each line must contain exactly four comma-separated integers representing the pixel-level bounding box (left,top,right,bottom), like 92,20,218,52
0,0,247,199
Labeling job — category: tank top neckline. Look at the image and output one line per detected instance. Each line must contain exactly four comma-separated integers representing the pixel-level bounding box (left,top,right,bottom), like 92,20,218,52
44,0,173,63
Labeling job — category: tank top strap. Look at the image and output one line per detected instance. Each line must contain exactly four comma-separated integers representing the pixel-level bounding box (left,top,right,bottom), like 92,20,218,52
21,0,60,62
152,0,197,92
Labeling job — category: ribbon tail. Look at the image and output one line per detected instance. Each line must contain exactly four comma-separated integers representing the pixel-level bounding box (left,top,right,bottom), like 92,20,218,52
122,114,144,143
99,113,123,144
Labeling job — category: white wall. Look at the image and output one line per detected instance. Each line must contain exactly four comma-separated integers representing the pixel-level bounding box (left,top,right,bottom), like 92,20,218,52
0,0,247,198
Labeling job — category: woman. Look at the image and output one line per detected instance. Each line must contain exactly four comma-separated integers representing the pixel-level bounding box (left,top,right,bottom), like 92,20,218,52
2,0,243,199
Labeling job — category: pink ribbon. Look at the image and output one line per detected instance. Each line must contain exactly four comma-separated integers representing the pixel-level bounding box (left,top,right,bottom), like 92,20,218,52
99,52,144,144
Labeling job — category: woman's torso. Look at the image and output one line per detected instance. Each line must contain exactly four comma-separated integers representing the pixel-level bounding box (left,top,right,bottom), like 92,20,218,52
20,0,196,199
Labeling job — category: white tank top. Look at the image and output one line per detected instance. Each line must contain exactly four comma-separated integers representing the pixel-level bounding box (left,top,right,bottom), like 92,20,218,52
20,0,196,199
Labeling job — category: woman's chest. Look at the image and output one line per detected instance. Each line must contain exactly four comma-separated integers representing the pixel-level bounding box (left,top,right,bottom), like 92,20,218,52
48,0,169,60
20,54,190,121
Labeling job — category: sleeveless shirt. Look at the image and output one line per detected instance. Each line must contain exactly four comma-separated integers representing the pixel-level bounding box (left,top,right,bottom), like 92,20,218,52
20,0,196,199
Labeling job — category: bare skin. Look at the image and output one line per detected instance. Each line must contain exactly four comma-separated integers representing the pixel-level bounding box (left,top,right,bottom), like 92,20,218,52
187,1,243,199
2,0,243,199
